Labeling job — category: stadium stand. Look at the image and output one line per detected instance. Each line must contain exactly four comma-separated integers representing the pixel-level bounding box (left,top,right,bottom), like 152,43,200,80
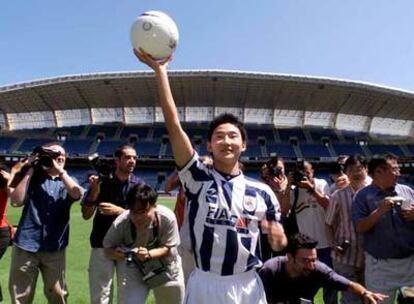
120,126,150,139
18,138,54,154
308,128,338,142
367,144,405,156
332,143,366,157
267,142,296,159
278,128,306,142
300,143,332,159
0,137,17,154
1,70,414,187
54,126,85,137
87,124,120,139
62,139,94,156
96,140,128,156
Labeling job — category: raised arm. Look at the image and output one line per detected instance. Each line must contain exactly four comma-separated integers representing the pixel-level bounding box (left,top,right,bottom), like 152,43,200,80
134,49,193,168
9,167,34,207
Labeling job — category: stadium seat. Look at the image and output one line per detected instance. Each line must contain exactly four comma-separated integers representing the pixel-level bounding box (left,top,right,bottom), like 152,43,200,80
278,128,306,142
332,143,366,156
87,125,119,138
63,139,94,156
136,141,161,158
120,126,150,139
267,143,296,158
0,137,18,153
18,138,53,154
300,144,332,159
367,144,404,156
96,140,127,156
309,128,338,142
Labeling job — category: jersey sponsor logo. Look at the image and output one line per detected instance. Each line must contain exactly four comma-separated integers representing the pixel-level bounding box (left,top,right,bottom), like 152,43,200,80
206,204,250,234
242,196,257,213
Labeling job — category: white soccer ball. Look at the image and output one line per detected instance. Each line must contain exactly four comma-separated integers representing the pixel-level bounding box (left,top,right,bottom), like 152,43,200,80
130,11,179,60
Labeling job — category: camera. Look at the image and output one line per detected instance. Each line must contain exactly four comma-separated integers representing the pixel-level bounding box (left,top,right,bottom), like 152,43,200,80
387,196,411,210
387,196,405,206
88,153,114,179
122,247,171,288
124,249,136,266
335,239,351,254
32,146,62,170
293,160,306,184
265,156,283,178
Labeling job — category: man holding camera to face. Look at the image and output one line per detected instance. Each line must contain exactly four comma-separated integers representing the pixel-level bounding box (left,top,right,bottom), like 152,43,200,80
260,156,289,260
8,143,83,304
352,154,414,304
82,144,144,304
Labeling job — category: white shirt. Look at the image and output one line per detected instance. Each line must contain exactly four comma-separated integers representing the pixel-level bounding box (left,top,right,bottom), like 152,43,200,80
291,178,330,248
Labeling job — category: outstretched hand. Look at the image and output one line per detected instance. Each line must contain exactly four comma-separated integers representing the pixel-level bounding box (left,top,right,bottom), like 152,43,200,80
363,291,388,304
133,48,171,71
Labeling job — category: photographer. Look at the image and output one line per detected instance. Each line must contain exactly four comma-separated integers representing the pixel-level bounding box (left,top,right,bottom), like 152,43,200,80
329,155,350,194
279,160,335,304
326,155,370,304
103,183,184,304
352,154,414,304
259,233,387,304
261,156,289,206
8,143,83,304
260,156,288,260
81,145,144,304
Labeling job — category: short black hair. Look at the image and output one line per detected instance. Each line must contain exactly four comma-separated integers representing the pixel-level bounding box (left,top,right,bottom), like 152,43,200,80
286,233,318,256
368,153,398,176
114,144,136,158
343,154,367,173
207,113,247,142
126,184,158,210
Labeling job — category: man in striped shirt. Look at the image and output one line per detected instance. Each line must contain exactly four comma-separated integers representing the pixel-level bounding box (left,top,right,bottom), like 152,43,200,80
134,49,287,304
326,155,370,304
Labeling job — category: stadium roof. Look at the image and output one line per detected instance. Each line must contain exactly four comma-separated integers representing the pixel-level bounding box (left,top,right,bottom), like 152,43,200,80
1,70,414,136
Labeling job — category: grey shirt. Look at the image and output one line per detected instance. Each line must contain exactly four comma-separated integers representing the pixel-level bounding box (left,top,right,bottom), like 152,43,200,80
103,205,182,278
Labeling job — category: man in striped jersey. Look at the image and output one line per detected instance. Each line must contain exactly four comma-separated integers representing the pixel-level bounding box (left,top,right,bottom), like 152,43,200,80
134,49,287,304
326,155,370,304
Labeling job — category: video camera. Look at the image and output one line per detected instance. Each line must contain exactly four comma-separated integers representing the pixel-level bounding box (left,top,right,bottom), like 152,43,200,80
32,146,62,170
88,153,114,180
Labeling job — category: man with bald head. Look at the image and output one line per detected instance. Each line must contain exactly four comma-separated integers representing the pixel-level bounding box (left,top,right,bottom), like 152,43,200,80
8,143,83,304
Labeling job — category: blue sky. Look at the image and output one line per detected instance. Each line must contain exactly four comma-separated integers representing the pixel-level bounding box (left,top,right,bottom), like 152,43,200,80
1,1,414,91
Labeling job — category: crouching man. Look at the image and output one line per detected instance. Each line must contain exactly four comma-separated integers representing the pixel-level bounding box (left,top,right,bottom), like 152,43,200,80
259,233,387,304
103,184,184,304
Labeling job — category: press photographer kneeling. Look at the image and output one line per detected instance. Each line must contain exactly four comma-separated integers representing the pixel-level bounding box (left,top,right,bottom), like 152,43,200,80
103,183,184,304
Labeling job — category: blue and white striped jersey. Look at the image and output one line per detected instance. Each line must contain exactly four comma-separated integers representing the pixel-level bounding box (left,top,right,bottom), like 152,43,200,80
178,152,281,276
